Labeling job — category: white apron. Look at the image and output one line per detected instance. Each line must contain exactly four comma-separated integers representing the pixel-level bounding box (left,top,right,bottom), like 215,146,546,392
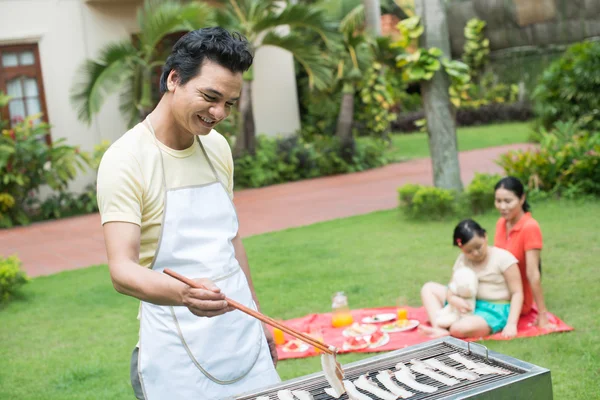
138,119,280,399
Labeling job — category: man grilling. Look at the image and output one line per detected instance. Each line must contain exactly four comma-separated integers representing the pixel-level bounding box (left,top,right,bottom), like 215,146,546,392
97,27,280,399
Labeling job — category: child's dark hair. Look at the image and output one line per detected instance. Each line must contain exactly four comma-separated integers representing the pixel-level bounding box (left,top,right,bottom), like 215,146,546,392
494,176,530,212
453,219,487,247
159,27,253,94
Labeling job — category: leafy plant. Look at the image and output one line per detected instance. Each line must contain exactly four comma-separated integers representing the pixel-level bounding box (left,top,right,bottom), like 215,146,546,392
215,0,336,155
391,16,471,105
533,40,600,130
497,120,600,197
465,173,503,214
0,94,91,228
356,62,397,138
234,134,388,188
462,18,489,82
0,254,28,304
397,184,458,220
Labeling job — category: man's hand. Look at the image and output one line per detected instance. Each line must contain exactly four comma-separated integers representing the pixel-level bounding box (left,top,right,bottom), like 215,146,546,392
181,278,233,318
263,323,278,367
448,295,473,314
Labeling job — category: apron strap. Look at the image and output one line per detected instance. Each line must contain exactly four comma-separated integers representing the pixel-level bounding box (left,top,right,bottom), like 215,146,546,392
196,136,220,182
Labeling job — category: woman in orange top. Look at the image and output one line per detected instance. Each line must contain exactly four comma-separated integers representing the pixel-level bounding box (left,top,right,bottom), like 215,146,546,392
493,176,555,329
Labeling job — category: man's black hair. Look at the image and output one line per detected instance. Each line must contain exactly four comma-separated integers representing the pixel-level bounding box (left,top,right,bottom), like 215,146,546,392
159,27,253,94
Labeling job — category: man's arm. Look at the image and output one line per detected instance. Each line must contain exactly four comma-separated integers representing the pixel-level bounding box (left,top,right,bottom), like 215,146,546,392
104,221,231,317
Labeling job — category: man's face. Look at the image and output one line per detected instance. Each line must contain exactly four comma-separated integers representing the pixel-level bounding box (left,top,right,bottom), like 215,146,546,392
168,59,242,136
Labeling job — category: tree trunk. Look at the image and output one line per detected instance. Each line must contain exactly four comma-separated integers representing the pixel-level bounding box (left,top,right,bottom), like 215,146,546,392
363,0,382,37
415,0,463,191
234,79,256,157
336,84,355,149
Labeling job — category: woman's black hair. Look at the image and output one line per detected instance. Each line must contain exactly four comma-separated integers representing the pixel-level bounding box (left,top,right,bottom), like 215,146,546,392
453,219,487,247
159,27,254,94
494,176,530,212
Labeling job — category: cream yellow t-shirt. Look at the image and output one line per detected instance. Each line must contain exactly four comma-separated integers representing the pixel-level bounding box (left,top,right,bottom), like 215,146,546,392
452,246,518,302
97,122,234,268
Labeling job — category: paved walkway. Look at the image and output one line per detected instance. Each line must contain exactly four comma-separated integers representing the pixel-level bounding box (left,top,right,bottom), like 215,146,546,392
0,143,533,277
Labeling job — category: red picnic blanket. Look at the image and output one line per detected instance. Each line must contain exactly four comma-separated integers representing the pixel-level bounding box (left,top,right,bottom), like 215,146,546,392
275,306,573,360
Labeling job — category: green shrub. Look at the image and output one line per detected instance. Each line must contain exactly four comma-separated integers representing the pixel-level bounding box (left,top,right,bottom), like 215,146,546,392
497,120,600,197
0,93,91,228
533,41,600,130
398,184,458,220
233,135,389,189
411,187,457,219
397,184,421,206
0,255,28,303
466,173,503,214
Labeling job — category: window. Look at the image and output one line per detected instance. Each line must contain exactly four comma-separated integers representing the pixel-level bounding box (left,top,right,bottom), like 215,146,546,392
0,44,48,128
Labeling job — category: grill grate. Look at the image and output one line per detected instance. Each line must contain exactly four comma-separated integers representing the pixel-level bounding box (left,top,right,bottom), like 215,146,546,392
236,342,527,400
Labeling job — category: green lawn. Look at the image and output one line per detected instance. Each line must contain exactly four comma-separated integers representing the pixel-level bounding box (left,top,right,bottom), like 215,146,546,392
1,200,598,399
384,122,533,162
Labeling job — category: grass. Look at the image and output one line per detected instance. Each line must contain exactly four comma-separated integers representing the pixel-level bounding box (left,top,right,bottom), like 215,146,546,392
1,199,599,399
384,122,533,162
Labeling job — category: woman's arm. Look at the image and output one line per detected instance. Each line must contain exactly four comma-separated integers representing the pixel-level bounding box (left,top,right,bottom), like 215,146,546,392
525,249,555,329
502,264,523,338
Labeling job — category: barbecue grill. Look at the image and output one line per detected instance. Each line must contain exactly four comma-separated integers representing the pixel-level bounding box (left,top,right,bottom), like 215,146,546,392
231,337,552,399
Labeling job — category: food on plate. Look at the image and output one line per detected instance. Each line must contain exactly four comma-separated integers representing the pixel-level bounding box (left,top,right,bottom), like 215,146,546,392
343,336,370,351
354,374,398,400
375,370,414,398
409,359,460,386
343,323,378,337
367,331,389,348
381,319,419,333
282,339,310,353
424,358,479,381
394,362,437,393
321,352,345,397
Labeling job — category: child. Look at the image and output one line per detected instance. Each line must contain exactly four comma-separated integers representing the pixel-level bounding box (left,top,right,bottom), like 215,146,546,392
419,219,524,339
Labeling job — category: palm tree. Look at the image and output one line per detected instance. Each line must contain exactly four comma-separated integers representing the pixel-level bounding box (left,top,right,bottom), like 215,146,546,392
70,0,214,128
213,0,336,156
319,0,378,149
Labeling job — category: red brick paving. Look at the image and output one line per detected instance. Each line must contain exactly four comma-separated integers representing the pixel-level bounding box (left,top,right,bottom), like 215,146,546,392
0,143,534,277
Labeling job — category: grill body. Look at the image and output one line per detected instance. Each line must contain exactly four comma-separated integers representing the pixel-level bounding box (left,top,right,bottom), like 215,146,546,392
231,337,552,399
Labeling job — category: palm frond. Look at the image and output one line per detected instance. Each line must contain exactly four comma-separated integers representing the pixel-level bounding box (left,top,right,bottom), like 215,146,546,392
260,31,333,91
252,3,338,46
340,4,365,36
137,0,214,53
118,70,139,129
70,42,137,124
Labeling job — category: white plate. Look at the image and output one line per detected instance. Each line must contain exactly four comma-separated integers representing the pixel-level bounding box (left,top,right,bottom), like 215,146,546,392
362,313,397,324
380,319,420,333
